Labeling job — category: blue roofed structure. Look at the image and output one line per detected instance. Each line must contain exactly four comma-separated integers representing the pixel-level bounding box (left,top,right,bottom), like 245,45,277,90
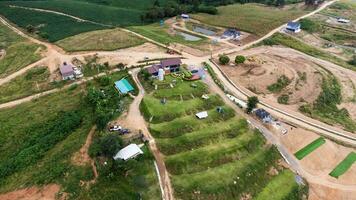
286,22,301,33
115,78,134,94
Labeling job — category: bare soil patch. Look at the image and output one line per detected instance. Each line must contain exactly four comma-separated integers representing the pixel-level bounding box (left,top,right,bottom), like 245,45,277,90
0,184,62,200
72,126,96,166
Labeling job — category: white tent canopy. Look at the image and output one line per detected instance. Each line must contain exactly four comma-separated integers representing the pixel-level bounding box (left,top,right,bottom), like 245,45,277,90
196,111,208,119
113,144,143,161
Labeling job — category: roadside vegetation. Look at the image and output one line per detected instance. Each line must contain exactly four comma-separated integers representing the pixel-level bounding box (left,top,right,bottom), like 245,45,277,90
192,3,307,36
139,73,307,199
329,152,356,178
0,22,43,77
0,4,104,42
294,137,326,160
262,33,355,71
0,70,160,199
55,28,145,52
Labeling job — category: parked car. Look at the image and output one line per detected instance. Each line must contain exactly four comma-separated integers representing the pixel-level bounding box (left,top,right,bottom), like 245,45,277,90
73,66,83,78
119,129,131,135
109,125,122,132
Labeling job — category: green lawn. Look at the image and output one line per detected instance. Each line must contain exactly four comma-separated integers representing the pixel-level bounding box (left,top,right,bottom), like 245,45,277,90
140,93,223,123
192,3,307,36
294,137,326,160
55,28,145,52
0,3,105,42
255,170,306,200
329,152,356,178
262,33,355,71
0,22,43,77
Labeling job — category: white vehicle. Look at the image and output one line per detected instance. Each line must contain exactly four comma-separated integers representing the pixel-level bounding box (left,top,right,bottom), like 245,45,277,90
73,66,83,78
109,125,122,132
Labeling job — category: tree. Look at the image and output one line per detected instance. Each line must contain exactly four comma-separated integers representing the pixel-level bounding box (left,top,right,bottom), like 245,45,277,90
235,55,246,64
348,55,356,66
153,0,160,7
247,96,259,113
219,54,230,65
90,134,123,158
276,0,285,6
26,24,36,33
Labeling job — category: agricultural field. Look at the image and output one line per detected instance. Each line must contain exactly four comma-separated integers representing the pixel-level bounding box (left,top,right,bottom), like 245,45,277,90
320,0,356,31
329,152,356,178
0,3,104,42
55,28,145,52
0,71,160,199
139,73,307,199
294,137,326,160
0,0,144,27
0,22,43,77
192,3,308,36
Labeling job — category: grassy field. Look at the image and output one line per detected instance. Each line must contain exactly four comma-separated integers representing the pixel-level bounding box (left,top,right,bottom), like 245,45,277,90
0,71,160,199
192,3,307,36
0,66,59,104
140,76,307,199
329,152,356,178
262,33,356,71
255,170,307,200
294,137,326,160
0,3,104,42
0,22,43,77
128,23,209,49
55,28,145,52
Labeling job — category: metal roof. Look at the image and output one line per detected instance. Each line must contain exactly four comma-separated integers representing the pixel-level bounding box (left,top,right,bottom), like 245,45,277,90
113,144,143,161
160,58,181,68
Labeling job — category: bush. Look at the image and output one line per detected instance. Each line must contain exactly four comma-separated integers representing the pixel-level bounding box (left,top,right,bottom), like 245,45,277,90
198,5,218,15
247,96,259,113
299,18,321,33
278,94,289,104
348,55,356,66
219,55,230,65
235,55,246,64
267,75,291,93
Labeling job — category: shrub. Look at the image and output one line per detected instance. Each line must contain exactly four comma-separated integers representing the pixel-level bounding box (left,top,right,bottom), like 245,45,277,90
235,55,246,64
348,55,356,66
299,19,321,33
219,55,230,65
247,96,259,113
278,94,289,104
198,5,218,15
267,75,291,93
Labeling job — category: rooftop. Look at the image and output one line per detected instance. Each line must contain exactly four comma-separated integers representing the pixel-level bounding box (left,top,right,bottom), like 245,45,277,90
113,144,143,161
160,58,182,68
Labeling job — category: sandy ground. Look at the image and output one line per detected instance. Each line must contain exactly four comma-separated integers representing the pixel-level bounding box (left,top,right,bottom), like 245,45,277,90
0,184,62,200
220,46,325,110
220,46,356,120
309,183,356,200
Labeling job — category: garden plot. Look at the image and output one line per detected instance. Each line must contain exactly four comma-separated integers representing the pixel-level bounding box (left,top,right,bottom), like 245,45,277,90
140,77,307,199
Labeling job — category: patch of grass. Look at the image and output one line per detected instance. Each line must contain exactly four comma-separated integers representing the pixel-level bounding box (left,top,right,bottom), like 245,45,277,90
0,23,43,77
140,94,224,123
128,23,208,48
157,117,247,155
0,4,104,42
149,107,236,138
255,170,305,200
329,152,356,178
172,147,281,199
263,33,355,71
0,66,57,104
165,132,264,175
153,77,208,100
192,3,307,36
294,137,326,160
55,28,145,52
267,75,291,93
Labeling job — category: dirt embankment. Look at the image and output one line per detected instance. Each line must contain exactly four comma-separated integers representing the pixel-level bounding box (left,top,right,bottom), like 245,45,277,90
0,184,62,200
